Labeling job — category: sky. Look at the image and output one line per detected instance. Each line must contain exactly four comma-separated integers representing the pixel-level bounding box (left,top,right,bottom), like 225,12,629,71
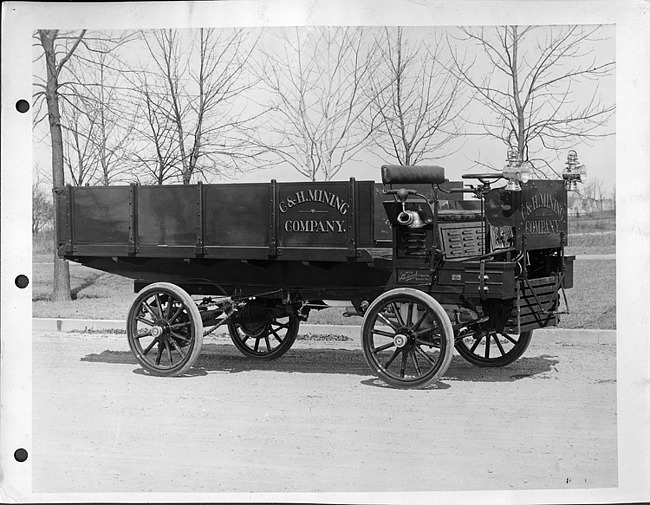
31,23,616,195
236,25,616,192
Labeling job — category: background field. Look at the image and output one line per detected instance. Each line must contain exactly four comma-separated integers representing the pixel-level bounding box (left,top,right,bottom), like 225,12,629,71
32,213,616,329
566,210,616,255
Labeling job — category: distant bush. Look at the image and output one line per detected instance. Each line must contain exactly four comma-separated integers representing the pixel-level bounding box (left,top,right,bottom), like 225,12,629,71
568,211,616,234
33,230,54,255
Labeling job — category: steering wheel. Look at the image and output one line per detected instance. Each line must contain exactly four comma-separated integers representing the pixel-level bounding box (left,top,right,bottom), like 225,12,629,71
461,173,503,184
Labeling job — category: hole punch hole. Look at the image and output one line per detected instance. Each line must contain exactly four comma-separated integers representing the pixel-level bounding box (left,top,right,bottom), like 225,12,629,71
15,274,29,289
14,448,28,463
15,99,30,113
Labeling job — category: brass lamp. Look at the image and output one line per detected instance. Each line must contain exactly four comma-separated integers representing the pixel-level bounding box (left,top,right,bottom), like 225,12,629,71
563,150,587,191
502,148,532,191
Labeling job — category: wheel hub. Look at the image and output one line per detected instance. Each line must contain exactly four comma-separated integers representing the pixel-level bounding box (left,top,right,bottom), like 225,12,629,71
239,318,271,338
394,333,410,348
151,321,171,340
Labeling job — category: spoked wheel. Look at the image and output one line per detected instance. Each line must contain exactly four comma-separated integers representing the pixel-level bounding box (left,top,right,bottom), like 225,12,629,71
227,312,299,359
361,288,454,389
127,282,203,376
455,329,533,367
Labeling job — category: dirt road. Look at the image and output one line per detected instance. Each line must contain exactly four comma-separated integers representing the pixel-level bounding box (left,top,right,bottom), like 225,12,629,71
32,329,617,495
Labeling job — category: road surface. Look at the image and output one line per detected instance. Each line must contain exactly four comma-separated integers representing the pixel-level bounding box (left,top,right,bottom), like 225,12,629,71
31,328,617,495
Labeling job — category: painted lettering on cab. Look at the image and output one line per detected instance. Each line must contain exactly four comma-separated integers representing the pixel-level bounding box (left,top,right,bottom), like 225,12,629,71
278,189,349,215
284,220,346,233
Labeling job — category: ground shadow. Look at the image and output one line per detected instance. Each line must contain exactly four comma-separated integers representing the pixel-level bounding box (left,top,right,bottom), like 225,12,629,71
132,367,209,378
82,343,559,384
32,269,110,301
70,271,108,299
359,377,452,390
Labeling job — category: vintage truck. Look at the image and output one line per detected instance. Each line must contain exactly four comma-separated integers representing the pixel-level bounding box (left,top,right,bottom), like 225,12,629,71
55,150,584,388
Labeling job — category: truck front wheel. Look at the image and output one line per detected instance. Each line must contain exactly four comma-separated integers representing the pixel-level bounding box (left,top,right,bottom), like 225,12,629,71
361,288,454,389
127,282,204,376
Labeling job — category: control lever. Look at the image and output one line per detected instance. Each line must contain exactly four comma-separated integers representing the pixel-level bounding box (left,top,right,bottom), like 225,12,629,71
383,187,432,203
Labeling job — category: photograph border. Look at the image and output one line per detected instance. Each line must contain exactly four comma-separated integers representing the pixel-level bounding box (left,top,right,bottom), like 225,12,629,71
2,1,648,503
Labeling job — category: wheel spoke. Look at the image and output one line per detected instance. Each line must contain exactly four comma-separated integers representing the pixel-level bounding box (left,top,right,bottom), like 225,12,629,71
502,333,518,345
269,328,285,344
399,350,408,377
411,350,422,376
168,305,184,324
171,331,190,343
254,338,260,352
414,327,436,339
469,334,484,353
135,329,152,339
414,317,439,336
484,334,491,358
164,295,174,319
415,336,438,347
155,344,163,365
415,345,437,366
142,301,158,320
412,310,428,331
372,327,395,338
142,338,158,356
373,341,396,353
406,303,414,327
377,312,399,331
165,340,173,365
169,338,186,358
391,302,406,327
136,316,154,327
264,335,271,352
384,347,400,368
169,321,191,331
154,294,164,319
493,334,506,356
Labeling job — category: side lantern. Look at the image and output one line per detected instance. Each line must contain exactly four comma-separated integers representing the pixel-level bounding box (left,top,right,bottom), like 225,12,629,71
502,147,532,191
563,150,587,191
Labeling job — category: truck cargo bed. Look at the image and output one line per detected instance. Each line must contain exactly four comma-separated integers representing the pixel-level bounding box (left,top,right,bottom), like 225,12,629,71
57,180,384,263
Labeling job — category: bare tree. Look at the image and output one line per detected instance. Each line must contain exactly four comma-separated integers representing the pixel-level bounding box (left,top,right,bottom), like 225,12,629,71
140,28,264,184
32,182,54,235
34,29,136,299
448,25,615,175
64,50,137,186
368,27,466,166
255,27,378,181
60,91,101,186
582,177,605,204
34,29,87,301
128,73,181,184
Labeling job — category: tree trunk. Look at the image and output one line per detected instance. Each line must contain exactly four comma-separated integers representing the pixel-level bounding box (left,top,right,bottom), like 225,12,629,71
52,235,71,301
39,30,71,301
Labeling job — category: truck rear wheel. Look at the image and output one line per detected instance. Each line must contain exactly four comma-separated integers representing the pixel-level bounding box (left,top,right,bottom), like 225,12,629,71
455,330,533,367
127,282,203,376
228,313,299,360
361,288,454,389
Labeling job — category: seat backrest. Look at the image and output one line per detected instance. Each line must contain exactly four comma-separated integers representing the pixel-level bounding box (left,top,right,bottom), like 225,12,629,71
381,165,446,185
